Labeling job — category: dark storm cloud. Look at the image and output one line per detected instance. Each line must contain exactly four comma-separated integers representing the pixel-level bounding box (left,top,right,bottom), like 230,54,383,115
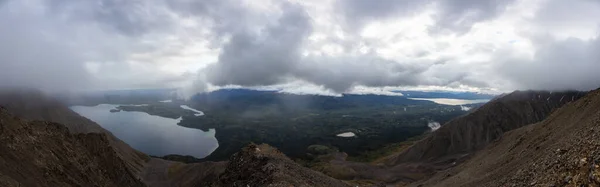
0,0,515,94
204,2,312,86
2,0,600,95
492,0,600,91
164,0,262,46
193,2,443,93
0,1,92,92
531,0,600,37
192,1,493,93
339,0,426,27
497,35,600,91
65,0,600,94
295,55,432,93
432,0,516,33
201,15,473,93
293,54,489,92
0,0,179,92
46,0,173,36
338,0,516,33
0,0,248,93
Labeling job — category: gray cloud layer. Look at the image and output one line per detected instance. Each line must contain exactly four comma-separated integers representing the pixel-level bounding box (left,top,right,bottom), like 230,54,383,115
1,0,599,94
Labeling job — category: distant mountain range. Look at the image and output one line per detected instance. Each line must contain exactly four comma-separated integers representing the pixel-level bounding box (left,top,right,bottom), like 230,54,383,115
190,88,437,112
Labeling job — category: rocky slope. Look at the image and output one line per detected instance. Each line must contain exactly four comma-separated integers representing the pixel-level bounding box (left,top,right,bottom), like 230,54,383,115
388,90,585,167
0,90,149,177
414,88,600,186
0,107,145,186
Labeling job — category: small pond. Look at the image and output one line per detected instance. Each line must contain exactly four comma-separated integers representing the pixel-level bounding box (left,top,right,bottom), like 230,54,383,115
337,132,356,137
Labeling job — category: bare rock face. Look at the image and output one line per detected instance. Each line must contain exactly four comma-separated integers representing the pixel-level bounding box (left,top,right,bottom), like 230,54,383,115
0,107,145,187
217,143,350,187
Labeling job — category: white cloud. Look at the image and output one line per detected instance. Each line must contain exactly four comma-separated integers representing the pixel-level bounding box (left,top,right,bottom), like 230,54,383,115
428,121,441,131
460,105,471,111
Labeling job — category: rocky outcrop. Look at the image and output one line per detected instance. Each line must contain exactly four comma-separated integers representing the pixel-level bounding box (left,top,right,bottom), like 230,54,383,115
216,143,350,187
0,107,145,186
388,90,585,166
415,88,600,186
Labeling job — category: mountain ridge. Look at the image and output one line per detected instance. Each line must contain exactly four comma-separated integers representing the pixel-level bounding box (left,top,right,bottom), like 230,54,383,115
412,88,600,186
387,90,585,166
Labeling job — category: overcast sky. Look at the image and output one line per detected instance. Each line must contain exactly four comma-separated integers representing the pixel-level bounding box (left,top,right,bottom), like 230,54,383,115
1,0,599,95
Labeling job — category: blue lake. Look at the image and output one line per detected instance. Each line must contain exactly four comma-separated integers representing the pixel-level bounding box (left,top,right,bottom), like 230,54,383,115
71,104,218,158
